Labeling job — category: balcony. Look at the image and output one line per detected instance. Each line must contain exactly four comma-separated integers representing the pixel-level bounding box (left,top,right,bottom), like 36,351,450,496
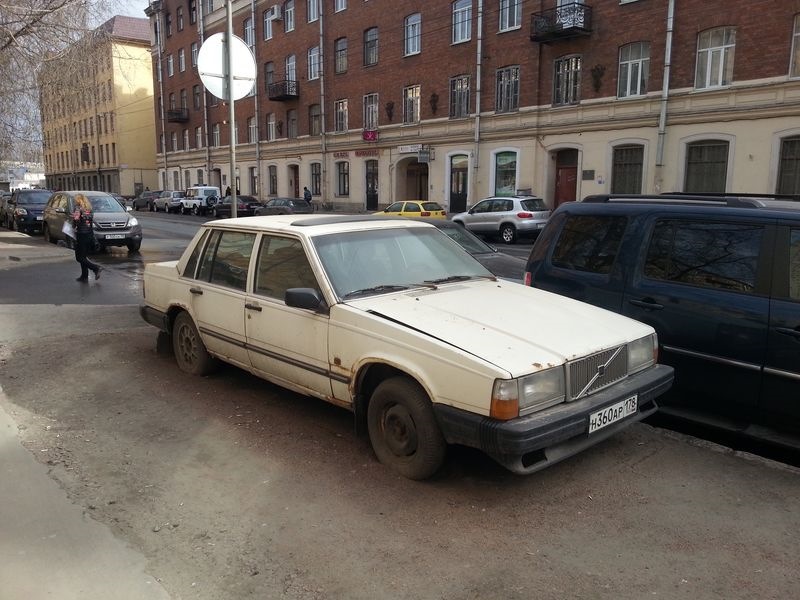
166,108,189,123
531,2,593,43
267,80,299,101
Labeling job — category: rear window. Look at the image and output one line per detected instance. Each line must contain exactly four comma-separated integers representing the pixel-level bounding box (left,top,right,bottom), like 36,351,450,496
521,198,547,211
552,215,627,274
422,202,444,211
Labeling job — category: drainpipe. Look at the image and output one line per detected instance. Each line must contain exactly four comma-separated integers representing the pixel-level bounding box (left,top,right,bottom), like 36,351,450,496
655,0,675,187
472,0,484,203
199,5,212,187
150,3,168,191
250,0,261,196
318,1,327,205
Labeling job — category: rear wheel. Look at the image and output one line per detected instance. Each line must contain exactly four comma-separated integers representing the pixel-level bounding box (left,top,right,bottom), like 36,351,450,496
127,240,141,252
499,223,517,244
43,225,54,244
172,312,217,376
193,205,200,216
367,376,446,480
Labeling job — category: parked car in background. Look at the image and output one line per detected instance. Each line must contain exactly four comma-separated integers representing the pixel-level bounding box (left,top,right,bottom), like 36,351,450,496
0,192,12,228
451,195,551,244
43,190,143,252
255,197,314,215
112,194,132,212
374,200,446,219
525,193,800,448
6,188,52,233
181,185,221,215
156,190,186,213
132,190,162,211
211,195,261,218
140,214,672,479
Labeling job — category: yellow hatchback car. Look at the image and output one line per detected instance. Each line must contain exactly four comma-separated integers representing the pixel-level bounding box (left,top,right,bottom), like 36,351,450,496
375,200,447,219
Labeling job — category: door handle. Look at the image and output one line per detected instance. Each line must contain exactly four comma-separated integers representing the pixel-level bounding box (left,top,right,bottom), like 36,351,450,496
775,327,800,340
245,302,262,312
189,287,203,295
628,298,664,310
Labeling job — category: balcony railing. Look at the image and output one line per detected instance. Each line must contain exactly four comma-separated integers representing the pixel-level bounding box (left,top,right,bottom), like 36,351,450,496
166,108,189,123
267,79,299,101
531,2,593,43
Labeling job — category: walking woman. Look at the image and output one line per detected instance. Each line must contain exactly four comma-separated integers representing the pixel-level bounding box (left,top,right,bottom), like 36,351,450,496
72,194,103,282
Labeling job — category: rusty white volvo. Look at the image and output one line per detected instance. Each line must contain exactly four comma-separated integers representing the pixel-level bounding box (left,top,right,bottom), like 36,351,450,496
140,215,674,479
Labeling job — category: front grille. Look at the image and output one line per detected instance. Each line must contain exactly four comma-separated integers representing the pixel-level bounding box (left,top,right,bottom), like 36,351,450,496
568,345,628,400
95,221,128,229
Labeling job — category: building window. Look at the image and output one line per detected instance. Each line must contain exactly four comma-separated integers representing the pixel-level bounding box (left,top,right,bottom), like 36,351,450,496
191,42,198,66
364,27,378,66
308,0,319,22
193,85,201,109
777,136,800,195
180,88,188,108
212,123,220,147
248,117,258,143
177,7,184,30
335,37,347,73
197,168,204,184
205,0,214,15
494,151,517,196
244,17,254,48
495,65,519,113
183,129,190,150
263,10,273,40
179,48,185,72
171,132,178,151
336,162,350,195
286,55,296,81
334,99,348,132
165,12,172,36
287,109,298,138
554,55,581,105
618,42,649,98
449,74,470,118
195,126,203,148
185,170,191,189
403,85,420,124
363,93,378,130
169,92,176,109
452,0,471,44
167,54,174,77
269,165,277,195
190,0,197,24
311,162,321,195
285,0,295,32
264,62,274,90
335,0,346,12
308,46,320,80
266,113,276,140
309,104,321,135
792,16,800,78
499,0,521,32
611,145,644,194
695,27,736,89
685,140,729,192
404,13,421,56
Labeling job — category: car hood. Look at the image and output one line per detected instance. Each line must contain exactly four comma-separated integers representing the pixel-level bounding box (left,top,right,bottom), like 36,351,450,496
94,211,131,225
347,280,653,377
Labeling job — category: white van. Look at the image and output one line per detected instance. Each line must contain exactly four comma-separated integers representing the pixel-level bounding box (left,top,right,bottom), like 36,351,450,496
181,186,221,215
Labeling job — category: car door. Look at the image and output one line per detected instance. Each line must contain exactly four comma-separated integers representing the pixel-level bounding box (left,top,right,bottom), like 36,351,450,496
761,224,800,427
622,216,770,422
489,199,514,232
190,228,256,369
245,234,332,399
463,199,493,232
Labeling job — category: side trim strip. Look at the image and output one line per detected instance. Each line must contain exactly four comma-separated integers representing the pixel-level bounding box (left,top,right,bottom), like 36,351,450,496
662,345,761,372
763,367,800,382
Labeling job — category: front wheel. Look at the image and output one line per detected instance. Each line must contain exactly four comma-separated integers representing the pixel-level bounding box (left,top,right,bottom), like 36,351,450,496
367,376,446,480
172,312,217,376
193,205,200,216
499,223,517,244
127,240,141,252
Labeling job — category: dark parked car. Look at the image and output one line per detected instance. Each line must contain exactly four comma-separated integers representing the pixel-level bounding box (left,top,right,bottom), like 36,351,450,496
211,195,261,218
0,192,11,228
132,190,163,211
43,190,143,252
525,193,800,447
6,188,52,233
255,197,314,215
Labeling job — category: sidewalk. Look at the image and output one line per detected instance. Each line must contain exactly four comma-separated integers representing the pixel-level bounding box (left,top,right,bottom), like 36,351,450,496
0,231,72,264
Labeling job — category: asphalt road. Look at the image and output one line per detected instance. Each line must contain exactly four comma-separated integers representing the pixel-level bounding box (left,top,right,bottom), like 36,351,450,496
1,218,798,599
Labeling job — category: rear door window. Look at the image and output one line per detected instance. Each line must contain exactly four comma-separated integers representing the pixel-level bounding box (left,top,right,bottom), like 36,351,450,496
790,229,800,300
197,229,256,290
552,215,627,274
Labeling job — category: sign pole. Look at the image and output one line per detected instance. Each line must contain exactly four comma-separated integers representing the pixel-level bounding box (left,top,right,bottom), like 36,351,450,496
226,0,237,218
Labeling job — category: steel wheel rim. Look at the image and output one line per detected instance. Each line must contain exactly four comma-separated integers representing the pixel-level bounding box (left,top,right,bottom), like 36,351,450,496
381,404,418,457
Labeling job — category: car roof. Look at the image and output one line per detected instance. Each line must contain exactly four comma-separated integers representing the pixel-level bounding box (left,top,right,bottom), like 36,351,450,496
205,214,437,237
577,193,800,217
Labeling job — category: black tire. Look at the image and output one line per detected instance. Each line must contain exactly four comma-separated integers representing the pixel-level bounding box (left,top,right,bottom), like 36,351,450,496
193,205,200,216
127,240,141,252
367,376,446,480
150,202,157,212
172,312,217,376
499,223,517,244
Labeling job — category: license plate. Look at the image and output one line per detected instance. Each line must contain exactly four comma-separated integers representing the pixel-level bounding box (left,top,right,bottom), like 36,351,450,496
105,234,125,240
588,395,638,433
36,216,43,220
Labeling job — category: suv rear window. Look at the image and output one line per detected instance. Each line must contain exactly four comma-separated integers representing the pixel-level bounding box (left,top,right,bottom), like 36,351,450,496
552,215,627,274
644,220,764,293
521,198,547,211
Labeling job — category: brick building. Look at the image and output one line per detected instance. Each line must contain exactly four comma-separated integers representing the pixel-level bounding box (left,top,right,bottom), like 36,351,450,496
144,0,800,210
40,16,159,196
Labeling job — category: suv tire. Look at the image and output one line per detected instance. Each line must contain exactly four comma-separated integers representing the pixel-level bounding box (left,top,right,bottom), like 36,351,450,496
500,223,517,244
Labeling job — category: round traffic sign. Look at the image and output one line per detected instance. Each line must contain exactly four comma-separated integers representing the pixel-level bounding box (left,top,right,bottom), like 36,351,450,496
197,32,256,101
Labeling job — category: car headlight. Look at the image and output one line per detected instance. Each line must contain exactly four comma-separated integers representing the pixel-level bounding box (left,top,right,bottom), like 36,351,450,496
15,207,27,216
128,217,139,227
628,333,657,374
491,366,566,420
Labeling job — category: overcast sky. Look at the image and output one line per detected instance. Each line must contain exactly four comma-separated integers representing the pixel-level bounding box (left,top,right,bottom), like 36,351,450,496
117,0,151,19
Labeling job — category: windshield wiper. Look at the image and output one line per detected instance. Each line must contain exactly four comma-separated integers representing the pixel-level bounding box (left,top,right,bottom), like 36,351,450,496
424,274,496,284
342,284,410,298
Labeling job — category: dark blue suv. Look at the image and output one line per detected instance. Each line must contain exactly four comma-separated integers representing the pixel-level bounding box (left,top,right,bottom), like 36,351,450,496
7,188,52,233
525,194,800,447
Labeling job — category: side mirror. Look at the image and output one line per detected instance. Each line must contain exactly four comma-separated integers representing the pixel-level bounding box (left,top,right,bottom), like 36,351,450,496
55,207,66,214
285,288,328,313
126,206,133,212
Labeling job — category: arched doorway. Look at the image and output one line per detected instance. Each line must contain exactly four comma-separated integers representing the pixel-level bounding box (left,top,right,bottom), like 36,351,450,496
449,154,469,212
554,148,578,206
395,157,428,202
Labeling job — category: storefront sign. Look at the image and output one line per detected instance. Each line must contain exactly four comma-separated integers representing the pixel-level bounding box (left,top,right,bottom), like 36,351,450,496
333,152,349,158
398,144,422,154
363,130,378,142
355,149,380,157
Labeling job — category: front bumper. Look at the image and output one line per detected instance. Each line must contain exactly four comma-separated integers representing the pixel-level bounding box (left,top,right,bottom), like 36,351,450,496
433,364,674,474
15,214,44,231
94,226,143,247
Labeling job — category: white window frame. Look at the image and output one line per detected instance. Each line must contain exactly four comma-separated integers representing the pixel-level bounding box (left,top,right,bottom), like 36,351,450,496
195,126,203,148
618,42,649,98
285,0,295,32
499,0,521,32
334,0,347,12
178,48,185,72
266,113,276,141
404,13,421,56
307,0,319,22
495,65,519,113
403,85,420,124
307,46,320,80
363,93,378,130
171,131,178,152
212,123,220,147
335,37,347,73
286,54,297,82
191,42,198,66
244,17,254,48
263,10,273,40
553,56,581,106
452,0,471,44
792,15,800,78
334,99,348,133
183,129,190,150
449,74,470,118
167,54,174,77
695,27,736,90
248,117,258,143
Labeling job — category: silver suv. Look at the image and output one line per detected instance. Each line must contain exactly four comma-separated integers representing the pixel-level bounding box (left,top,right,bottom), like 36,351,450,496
451,195,551,244
156,190,185,213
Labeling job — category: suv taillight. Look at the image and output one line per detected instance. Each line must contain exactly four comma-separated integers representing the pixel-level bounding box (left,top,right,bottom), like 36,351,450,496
517,212,533,218
523,271,532,286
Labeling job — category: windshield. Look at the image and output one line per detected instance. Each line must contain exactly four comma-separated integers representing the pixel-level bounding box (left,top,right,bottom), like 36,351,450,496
438,224,494,254
18,191,51,205
312,226,492,299
521,198,548,211
88,195,126,213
